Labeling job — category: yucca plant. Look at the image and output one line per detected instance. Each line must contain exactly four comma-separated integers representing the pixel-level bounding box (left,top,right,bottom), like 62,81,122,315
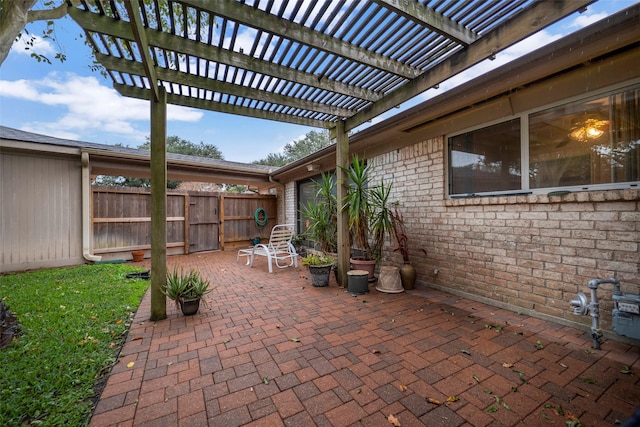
340,155,393,262
162,268,213,313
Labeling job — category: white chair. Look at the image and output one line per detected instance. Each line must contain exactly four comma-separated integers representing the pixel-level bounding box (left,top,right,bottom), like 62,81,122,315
244,224,298,273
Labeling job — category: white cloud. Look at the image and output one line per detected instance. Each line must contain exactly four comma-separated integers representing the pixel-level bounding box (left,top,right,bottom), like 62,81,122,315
10,34,56,57
0,72,203,142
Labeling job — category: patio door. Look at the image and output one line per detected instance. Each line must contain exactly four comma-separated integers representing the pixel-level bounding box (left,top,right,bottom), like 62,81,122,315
188,194,220,253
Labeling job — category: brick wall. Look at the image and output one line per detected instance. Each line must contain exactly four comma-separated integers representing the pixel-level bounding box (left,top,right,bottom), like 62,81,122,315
369,136,640,331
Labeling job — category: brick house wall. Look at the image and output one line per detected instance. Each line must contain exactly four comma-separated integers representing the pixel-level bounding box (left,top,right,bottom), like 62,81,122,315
369,137,640,332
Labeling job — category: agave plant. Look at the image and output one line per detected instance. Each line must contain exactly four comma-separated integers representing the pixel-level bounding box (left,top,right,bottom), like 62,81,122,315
162,267,213,309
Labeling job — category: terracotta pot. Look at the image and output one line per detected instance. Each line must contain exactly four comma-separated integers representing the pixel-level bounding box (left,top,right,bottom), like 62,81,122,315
350,258,376,282
399,263,416,290
131,250,145,262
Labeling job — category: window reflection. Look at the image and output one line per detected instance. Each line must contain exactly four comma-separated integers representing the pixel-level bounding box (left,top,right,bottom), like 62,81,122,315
449,119,521,195
529,88,639,189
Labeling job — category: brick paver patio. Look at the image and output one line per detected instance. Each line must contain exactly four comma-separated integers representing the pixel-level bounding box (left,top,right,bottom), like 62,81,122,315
90,251,639,426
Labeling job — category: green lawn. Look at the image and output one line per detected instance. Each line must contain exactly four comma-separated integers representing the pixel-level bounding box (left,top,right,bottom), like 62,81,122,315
0,264,149,426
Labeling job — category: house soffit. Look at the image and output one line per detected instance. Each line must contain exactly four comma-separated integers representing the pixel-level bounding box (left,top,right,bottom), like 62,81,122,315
68,0,594,136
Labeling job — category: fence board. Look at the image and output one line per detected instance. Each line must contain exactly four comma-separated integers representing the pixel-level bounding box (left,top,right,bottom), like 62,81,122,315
92,187,276,255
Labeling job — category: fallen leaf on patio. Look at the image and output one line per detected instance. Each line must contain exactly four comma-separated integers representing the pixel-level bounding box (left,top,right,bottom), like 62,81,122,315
535,340,544,350
263,377,269,384
446,396,459,403
391,318,395,323
582,377,595,384
502,402,511,410
560,363,568,368
388,414,401,426
502,363,513,368
127,362,135,368
398,383,408,392
486,405,498,413
300,286,305,289
276,324,281,328
472,374,480,383
427,397,441,405
553,404,565,416
131,336,142,341
566,413,582,427
372,349,381,354
290,338,300,342
621,365,631,374
356,388,362,394
460,349,471,355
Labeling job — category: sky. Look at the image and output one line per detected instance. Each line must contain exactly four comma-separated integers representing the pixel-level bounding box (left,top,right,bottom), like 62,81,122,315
0,0,637,164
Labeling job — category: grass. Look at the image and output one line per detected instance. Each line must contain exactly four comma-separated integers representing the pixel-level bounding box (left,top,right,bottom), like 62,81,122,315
0,264,149,426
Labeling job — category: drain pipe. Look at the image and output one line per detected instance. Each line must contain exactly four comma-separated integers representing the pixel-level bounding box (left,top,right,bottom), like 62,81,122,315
569,278,621,349
81,152,101,262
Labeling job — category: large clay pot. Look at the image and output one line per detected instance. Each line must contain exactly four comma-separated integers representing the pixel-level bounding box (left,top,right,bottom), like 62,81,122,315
350,258,376,282
399,263,416,290
376,266,403,293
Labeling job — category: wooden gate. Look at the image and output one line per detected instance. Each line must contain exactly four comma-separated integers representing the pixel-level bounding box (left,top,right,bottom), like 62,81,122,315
187,193,220,253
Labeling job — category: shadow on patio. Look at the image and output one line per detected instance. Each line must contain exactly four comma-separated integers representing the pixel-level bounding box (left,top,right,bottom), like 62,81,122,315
90,251,639,426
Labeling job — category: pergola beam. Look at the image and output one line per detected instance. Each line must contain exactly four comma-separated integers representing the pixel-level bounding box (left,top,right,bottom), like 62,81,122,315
114,84,330,129
182,0,422,79
68,9,382,103
98,54,355,117
124,0,160,101
345,0,594,132
373,0,478,45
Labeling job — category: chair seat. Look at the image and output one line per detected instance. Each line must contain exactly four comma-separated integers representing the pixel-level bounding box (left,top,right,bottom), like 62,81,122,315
237,225,298,273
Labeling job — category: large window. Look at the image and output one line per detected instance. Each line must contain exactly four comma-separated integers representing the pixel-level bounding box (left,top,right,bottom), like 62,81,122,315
449,119,521,195
448,84,639,196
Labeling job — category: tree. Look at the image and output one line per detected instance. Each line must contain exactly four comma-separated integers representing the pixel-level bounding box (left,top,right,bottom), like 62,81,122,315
254,130,331,166
138,135,223,159
0,0,76,67
0,1,189,68
94,136,224,189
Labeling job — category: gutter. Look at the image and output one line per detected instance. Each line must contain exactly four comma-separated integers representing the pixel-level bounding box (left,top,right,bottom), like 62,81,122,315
81,152,101,262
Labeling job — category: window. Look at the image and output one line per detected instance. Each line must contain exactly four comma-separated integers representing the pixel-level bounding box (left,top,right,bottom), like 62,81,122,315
449,119,521,195
448,84,639,196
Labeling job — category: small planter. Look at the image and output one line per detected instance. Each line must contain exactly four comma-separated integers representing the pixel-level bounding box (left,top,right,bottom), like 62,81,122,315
347,270,369,294
131,250,145,262
179,298,201,316
308,264,332,287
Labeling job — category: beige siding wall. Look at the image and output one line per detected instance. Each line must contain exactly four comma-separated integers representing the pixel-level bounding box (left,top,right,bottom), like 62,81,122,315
1,152,83,272
369,138,640,331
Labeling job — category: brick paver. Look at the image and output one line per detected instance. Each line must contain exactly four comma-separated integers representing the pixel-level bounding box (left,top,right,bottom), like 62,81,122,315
89,251,639,426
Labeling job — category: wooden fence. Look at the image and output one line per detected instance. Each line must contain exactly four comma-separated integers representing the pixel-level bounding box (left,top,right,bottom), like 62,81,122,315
91,187,277,256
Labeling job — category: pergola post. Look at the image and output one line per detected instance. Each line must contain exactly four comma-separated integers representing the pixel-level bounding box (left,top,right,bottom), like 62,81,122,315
149,87,167,321
335,119,349,286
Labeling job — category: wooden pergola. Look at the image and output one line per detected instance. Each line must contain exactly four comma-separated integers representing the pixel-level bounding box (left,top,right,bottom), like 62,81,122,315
68,0,594,320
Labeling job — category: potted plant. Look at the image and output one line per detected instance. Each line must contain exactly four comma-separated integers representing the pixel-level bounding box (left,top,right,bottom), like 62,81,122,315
390,204,427,290
299,172,338,255
340,155,393,282
301,252,335,287
162,267,213,315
